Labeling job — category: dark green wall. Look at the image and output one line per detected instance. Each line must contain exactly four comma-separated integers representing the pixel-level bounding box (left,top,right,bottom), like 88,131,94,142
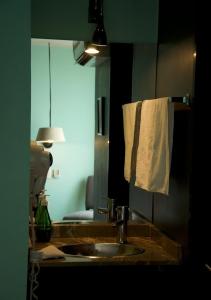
0,1,30,299
31,0,158,43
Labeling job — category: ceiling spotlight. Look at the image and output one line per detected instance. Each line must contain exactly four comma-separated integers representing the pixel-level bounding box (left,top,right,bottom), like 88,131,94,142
88,0,107,47
85,45,100,54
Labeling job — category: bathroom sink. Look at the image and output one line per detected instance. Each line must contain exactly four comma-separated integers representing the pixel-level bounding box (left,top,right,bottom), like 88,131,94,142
59,243,145,258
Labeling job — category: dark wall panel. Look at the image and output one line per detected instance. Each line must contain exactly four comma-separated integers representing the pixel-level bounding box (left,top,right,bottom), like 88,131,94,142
154,110,192,256
94,43,133,219
156,37,195,97
108,44,133,206
189,1,211,267
132,44,157,100
158,1,194,44
130,37,195,257
94,59,110,220
153,4,195,257
129,185,153,222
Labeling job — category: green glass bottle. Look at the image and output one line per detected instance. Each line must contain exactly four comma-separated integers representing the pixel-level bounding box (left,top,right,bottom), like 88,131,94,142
35,191,44,222
35,194,52,242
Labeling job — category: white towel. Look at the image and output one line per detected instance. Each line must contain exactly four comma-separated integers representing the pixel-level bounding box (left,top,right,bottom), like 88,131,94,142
38,245,65,260
31,245,92,262
135,97,174,195
122,101,141,181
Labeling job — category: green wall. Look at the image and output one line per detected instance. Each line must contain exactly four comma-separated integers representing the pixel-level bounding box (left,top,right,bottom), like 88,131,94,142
32,0,159,43
31,41,95,220
0,1,30,300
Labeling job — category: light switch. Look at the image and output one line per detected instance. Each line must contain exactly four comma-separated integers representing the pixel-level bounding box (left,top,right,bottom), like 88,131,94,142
53,169,60,178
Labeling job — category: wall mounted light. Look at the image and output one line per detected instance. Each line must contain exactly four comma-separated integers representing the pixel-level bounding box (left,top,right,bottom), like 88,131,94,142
36,42,65,148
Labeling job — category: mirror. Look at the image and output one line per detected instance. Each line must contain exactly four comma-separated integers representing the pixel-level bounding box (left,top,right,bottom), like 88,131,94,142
31,38,96,222
31,39,151,224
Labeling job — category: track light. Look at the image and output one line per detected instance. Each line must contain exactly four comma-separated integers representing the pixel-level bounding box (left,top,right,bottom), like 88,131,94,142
85,44,100,54
88,0,107,48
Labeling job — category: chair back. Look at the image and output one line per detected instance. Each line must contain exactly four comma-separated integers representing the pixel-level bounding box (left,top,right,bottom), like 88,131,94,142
85,175,94,210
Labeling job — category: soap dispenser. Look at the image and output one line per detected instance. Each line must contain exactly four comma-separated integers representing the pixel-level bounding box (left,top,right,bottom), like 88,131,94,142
35,193,52,242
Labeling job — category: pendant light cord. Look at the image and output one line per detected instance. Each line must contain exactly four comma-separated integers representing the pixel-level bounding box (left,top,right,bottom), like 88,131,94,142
48,42,52,128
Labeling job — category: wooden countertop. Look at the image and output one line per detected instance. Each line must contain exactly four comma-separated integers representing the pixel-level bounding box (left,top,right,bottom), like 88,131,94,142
32,222,182,267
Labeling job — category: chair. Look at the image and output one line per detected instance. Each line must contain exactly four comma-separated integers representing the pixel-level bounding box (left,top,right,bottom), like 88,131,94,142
63,175,94,220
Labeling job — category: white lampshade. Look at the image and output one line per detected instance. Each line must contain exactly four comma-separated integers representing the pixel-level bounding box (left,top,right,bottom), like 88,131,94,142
36,127,65,143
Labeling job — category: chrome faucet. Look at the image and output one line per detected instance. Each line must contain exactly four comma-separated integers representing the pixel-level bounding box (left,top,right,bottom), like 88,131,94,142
97,198,116,222
115,206,129,244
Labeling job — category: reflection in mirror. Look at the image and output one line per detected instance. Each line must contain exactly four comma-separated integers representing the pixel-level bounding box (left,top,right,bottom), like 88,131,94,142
31,39,146,225
31,38,96,222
